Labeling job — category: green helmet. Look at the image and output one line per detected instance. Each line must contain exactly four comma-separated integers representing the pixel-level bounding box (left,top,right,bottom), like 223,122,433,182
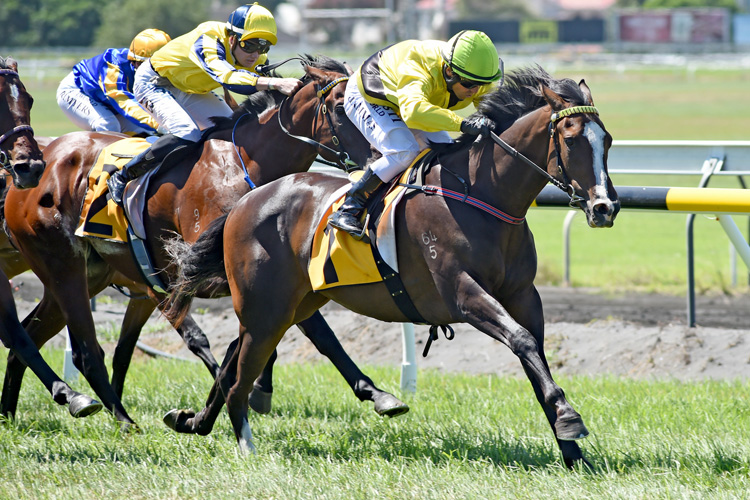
441,30,502,83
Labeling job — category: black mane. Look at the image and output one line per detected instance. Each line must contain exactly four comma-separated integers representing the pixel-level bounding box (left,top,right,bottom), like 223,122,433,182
478,65,587,129
207,54,349,133
435,65,589,152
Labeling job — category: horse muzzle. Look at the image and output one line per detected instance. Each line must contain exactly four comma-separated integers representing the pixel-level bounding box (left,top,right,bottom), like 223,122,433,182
8,158,46,189
585,195,620,228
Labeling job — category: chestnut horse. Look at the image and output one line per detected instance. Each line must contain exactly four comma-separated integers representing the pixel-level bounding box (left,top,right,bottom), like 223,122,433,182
0,56,102,419
2,56,406,428
163,66,620,468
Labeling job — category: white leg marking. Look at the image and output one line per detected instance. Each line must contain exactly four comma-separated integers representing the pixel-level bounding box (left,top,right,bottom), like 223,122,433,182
238,421,257,455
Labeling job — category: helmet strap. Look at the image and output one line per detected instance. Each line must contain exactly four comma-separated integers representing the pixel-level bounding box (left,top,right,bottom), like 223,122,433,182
442,65,460,106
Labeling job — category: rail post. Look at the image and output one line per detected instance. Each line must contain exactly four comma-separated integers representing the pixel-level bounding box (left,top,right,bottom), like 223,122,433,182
400,323,417,393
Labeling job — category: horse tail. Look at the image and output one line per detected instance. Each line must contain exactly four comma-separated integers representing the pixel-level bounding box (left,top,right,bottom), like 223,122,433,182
164,214,229,327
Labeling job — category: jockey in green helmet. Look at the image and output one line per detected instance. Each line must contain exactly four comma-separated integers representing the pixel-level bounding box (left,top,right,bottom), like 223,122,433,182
328,30,503,240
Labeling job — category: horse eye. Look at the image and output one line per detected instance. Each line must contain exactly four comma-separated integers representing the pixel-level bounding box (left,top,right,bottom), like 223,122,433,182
564,137,575,148
334,104,345,115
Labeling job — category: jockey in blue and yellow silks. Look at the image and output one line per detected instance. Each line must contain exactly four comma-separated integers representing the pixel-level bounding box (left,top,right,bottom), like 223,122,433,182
328,30,504,240
107,2,302,205
57,29,171,135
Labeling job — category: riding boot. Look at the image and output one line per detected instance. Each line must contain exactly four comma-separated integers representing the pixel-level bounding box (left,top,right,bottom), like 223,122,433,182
107,134,192,205
328,167,384,240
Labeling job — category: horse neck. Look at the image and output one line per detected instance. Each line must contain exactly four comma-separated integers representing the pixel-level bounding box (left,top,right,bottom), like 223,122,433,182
450,107,554,219
232,99,320,186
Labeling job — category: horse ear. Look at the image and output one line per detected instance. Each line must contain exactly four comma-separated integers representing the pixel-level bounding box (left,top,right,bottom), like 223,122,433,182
343,62,354,76
540,84,566,112
579,79,594,106
305,64,326,81
7,57,18,72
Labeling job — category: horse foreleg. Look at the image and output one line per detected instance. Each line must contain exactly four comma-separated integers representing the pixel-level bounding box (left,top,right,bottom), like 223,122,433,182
458,282,589,468
48,279,137,427
502,287,591,469
296,311,409,417
0,296,101,419
1,296,65,418
111,296,155,399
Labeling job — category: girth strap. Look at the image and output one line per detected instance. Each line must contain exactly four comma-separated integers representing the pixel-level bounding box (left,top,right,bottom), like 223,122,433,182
371,243,426,324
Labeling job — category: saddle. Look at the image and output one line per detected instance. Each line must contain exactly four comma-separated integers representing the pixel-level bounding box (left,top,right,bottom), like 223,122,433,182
309,149,439,323
75,136,200,293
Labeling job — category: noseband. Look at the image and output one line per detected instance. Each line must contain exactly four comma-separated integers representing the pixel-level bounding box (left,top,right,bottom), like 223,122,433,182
0,68,35,172
277,76,359,172
490,105,599,207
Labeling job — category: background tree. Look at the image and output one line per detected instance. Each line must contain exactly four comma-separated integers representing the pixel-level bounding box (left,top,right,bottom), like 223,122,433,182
94,0,210,48
1,0,109,46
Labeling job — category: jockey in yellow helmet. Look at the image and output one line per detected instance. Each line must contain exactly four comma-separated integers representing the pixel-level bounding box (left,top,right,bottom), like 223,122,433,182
328,30,503,240
56,28,170,135
108,3,302,205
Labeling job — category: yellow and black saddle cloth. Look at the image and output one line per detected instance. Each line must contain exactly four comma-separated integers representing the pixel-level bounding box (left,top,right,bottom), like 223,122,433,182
308,149,438,324
74,136,169,293
74,137,152,243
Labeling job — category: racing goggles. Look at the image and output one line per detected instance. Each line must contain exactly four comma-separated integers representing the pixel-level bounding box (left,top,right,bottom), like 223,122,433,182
238,38,271,55
457,79,484,89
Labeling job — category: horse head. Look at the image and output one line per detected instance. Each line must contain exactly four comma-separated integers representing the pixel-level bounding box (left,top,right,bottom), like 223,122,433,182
0,57,45,189
291,58,374,170
541,81,620,228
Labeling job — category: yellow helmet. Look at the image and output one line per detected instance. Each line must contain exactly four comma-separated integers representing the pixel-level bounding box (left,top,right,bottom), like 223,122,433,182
226,3,278,45
128,29,171,62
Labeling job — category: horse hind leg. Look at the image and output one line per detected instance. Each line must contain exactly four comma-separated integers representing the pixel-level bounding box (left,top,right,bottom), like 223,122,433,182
172,312,221,378
225,325,286,454
248,348,277,414
164,338,241,435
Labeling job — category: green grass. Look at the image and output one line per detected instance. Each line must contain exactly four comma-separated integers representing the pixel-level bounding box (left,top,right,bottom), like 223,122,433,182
1,351,748,499
18,65,750,294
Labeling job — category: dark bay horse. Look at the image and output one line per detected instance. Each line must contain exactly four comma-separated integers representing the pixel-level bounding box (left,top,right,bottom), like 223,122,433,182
2,55,405,428
163,66,619,467
0,56,102,419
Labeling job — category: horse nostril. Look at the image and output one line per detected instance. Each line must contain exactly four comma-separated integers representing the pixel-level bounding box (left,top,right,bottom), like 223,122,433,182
593,201,612,215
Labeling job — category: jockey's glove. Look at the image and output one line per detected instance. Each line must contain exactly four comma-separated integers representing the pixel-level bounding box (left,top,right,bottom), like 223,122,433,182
267,77,303,96
460,116,493,136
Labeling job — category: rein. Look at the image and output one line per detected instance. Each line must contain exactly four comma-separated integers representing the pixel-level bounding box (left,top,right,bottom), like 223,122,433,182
491,105,599,208
0,68,35,170
400,105,600,224
277,76,358,172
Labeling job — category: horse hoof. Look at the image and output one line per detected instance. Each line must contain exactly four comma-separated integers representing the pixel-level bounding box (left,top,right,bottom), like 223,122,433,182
68,394,103,418
163,409,195,432
373,393,410,418
556,415,589,441
248,389,273,415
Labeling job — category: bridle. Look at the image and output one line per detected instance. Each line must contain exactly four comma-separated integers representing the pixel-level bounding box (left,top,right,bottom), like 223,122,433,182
277,76,358,172
490,104,600,208
232,75,357,190
0,68,35,172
